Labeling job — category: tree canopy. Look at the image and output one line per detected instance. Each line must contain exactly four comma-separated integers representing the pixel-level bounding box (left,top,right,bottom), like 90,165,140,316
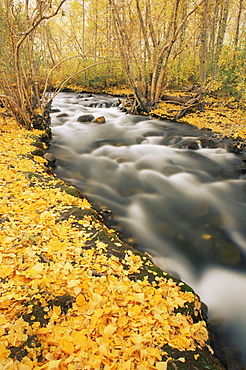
0,0,246,125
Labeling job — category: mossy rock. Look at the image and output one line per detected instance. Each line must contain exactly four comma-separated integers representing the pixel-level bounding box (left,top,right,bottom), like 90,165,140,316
161,345,225,370
57,205,101,223
56,183,85,198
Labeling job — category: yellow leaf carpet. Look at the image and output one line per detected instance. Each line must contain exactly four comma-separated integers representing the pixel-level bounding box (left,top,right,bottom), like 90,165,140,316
0,113,219,370
150,97,246,140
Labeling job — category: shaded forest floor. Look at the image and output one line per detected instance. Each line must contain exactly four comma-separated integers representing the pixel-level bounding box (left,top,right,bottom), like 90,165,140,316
0,112,226,369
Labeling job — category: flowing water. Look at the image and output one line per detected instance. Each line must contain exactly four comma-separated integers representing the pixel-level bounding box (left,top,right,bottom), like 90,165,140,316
49,92,246,365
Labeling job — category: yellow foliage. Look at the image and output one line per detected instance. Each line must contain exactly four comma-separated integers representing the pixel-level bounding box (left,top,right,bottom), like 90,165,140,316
0,114,210,369
150,95,246,139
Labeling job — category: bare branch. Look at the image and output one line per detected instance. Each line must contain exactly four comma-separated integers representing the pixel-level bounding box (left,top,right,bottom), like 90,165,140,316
16,0,67,51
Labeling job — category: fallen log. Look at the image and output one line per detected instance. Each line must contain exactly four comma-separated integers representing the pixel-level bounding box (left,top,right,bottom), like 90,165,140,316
161,94,188,105
160,88,206,121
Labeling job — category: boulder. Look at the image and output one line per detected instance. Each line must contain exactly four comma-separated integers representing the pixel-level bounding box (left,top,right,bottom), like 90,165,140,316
181,140,201,150
56,113,69,118
92,116,106,124
77,114,95,123
44,152,57,167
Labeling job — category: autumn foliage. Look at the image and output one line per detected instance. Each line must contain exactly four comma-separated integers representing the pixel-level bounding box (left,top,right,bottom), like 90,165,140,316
0,112,217,369
1,0,246,125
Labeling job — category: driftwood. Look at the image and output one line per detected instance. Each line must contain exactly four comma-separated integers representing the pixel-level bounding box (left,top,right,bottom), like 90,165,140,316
120,86,206,119
161,94,188,105
161,88,206,120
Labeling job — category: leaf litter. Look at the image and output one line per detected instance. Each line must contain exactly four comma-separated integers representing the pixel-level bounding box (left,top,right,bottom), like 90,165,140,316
150,96,246,139
0,113,212,369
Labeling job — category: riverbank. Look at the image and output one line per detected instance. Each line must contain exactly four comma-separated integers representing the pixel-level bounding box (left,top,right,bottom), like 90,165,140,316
149,95,246,142
0,113,227,368
64,85,246,143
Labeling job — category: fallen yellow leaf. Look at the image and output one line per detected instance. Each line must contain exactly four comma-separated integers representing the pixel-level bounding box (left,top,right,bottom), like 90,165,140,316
60,338,75,354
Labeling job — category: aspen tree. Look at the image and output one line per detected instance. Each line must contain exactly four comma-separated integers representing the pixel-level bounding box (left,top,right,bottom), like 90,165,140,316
0,0,67,128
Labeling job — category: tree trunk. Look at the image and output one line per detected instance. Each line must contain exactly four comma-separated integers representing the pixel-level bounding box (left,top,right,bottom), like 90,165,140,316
214,0,229,75
200,0,209,83
233,0,243,61
0,0,67,129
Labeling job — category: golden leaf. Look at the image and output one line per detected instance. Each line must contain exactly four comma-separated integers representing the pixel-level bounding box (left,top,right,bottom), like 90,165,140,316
103,325,117,335
0,345,10,360
0,265,14,278
128,304,141,317
16,363,33,370
202,234,212,240
155,359,170,370
76,294,86,306
60,337,75,354
39,359,62,369
71,332,89,349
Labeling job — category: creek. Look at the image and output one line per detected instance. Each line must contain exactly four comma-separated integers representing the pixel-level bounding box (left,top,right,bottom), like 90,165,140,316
49,92,246,366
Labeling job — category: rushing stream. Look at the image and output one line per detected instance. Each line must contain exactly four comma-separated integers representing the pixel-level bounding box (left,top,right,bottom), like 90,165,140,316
49,92,246,365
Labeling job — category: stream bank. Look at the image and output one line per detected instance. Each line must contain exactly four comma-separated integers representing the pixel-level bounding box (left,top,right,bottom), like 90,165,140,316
48,91,246,369
0,107,230,368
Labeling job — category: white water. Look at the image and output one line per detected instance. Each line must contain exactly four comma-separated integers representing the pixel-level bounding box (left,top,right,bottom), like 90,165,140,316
50,93,246,365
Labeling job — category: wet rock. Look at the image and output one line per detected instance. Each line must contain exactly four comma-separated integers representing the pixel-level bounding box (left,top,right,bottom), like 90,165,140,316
32,148,44,157
92,116,106,124
161,134,182,146
112,99,122,107
208,320,245,369
200,137,217,148
96,102,112,108
98,141,111,147
30,139,45,156
225,358,245,370
117,157,128,164
136,137,146,144
56,112,69,118
181,140,201,149
77,114,95,122
140,139,149,144
162,165,181,176
214,238,241,266
237,167,246,176
224,359,245,370
143,131,160,137
99,208,118,229
44,153,57,167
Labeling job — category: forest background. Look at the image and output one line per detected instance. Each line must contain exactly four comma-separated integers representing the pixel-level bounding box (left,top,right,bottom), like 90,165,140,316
0,2,246,368
0,0,246,136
